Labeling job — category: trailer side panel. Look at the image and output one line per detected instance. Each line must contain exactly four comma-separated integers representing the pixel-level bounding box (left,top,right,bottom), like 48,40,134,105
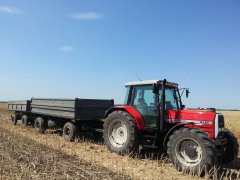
31,98,75,119
75,99,114,120
31,98,114,120
8,100,30,112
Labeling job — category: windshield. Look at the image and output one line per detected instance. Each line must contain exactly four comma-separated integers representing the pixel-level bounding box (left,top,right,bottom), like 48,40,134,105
160,87,181,110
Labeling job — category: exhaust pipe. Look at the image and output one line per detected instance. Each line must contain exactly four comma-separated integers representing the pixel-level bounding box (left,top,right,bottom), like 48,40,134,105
160,79,166,132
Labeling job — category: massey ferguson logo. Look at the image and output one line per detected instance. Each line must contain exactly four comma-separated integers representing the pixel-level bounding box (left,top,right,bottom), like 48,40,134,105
167,119,212,125
200,121,212,125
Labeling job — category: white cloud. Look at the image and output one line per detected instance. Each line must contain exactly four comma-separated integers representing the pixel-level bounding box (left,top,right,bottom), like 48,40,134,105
69,11,104,20
0,5,24,15
60,46,74,53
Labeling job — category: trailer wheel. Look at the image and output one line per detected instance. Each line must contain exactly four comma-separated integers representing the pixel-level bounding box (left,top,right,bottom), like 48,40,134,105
63,122,78,142
22,115,29,126
167,128,217,176
11,114,17,125
221,129,239,164
35,117,47,134
103,111,140,155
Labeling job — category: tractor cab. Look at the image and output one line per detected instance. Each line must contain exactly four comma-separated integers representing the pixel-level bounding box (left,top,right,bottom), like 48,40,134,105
124,80,183,128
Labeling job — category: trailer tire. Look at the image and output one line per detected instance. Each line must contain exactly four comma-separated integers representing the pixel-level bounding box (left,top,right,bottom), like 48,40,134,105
167,128,217,176
11,114,17,125
221,129,239,164
103,111,140,155
35,117,47,134
63,122,78,142
22,115,29,126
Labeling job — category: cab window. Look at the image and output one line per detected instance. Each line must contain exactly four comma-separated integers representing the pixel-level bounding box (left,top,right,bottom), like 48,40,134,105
132,85,157,127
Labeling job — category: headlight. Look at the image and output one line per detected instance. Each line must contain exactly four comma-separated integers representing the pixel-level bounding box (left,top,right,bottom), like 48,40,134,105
215,114,225,138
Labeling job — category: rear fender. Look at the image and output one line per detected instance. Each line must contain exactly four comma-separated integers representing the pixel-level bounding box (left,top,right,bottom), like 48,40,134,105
105,106,145,130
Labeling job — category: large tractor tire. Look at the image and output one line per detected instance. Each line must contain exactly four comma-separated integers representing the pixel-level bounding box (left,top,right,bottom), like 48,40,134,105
35,117,47,134
103,111,140,155
221,129,239,164
22,115,29,127
63,122,78,142
167,128,217,176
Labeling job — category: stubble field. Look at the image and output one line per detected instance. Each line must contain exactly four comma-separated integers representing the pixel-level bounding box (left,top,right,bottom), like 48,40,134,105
0,103,239,180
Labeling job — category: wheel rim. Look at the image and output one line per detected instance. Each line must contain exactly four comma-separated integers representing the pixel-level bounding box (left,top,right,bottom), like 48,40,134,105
108,119,128,148
175,138,202,167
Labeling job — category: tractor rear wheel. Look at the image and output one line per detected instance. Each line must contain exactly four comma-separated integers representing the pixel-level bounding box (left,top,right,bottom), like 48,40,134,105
221,129,239,164
35,117,47,134
103,111,140,155
63,122,78,142
167,128,217,176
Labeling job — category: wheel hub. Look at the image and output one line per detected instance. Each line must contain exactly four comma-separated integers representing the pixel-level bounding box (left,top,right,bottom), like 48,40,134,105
118,128,125,137
182,143,198,159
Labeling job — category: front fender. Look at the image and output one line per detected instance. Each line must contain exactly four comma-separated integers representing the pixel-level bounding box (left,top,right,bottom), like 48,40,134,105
163,123,194,147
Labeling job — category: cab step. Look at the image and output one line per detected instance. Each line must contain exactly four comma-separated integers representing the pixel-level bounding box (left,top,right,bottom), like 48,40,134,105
141,145,159,149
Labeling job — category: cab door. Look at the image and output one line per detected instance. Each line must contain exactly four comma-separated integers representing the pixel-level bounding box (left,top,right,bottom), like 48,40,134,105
131,85,158,128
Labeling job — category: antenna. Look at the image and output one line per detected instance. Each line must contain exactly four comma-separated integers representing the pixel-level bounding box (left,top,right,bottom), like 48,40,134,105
135,73,142,81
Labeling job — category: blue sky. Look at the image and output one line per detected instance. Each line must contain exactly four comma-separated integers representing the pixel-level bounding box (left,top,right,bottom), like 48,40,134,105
0,0,240,109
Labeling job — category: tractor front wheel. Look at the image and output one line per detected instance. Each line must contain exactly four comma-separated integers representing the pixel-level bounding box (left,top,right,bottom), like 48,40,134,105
103,111,140,155
167,128,217,176
221,129,239,164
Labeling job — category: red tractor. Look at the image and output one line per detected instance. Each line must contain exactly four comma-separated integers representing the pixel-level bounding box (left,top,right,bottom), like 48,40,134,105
103,79,239,175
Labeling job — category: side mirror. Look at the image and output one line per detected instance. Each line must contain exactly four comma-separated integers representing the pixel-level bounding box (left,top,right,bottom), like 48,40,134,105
152,84,159,94
186,89,190,98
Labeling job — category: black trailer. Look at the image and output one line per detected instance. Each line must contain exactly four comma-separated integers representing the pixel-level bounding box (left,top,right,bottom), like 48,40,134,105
8,98,114,141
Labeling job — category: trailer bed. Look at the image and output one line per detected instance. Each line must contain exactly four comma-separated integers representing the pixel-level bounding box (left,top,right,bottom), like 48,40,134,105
31,98,114,120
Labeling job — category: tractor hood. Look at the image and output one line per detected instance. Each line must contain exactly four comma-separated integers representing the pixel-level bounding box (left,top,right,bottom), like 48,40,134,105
166,109,217,138
166,109,216,123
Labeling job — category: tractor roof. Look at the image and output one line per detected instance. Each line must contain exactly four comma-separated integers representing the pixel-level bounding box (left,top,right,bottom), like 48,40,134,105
125,80,158,86
125,80,178,88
